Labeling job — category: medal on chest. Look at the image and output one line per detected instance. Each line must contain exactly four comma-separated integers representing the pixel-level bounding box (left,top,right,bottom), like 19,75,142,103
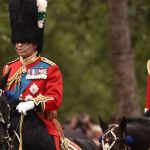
26,67,47,79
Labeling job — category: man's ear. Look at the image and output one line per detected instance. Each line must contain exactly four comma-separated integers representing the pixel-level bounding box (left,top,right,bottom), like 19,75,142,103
0,69,11,90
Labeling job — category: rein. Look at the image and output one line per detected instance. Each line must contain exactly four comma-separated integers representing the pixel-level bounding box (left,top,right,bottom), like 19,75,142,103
0,89,25,150
0,101,22,150
0,104,13,150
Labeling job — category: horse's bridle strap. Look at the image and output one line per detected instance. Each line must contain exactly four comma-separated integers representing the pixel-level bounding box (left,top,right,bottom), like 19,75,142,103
102,124,125,150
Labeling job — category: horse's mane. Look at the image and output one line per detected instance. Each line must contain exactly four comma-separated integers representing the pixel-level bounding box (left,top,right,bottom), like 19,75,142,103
63,129,99,150
10,109,57,149
125,117,150,126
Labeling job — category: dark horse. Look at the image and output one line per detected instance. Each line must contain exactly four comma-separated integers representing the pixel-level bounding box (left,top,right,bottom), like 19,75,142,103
99,115,150,150
0,73,99,150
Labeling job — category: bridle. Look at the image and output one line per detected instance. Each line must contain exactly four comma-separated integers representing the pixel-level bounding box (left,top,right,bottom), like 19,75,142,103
101,124,126,150
0,105,14,150
0,90,13,150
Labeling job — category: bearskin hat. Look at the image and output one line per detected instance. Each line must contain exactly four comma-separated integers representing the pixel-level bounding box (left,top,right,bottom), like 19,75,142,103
9,0,47,53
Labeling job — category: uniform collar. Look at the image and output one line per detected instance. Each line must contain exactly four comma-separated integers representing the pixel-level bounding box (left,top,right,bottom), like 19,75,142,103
20,51,39,66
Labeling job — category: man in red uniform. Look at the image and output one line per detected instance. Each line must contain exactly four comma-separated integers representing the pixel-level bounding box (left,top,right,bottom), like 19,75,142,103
2,0,63,149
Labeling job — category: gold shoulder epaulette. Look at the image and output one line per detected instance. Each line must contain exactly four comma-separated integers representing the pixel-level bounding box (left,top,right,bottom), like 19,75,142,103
41,57,56,66
147,60,150,75
7,58,19,65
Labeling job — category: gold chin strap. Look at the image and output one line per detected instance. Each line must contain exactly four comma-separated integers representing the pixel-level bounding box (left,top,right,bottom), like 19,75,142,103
15,43,32,51
23,43,32,51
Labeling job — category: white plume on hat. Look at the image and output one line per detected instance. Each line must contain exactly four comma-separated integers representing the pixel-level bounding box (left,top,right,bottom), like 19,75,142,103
37,0,47,28
37,0,47,12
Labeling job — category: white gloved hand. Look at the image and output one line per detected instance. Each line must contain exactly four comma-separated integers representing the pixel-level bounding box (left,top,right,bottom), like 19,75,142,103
16,101,35,115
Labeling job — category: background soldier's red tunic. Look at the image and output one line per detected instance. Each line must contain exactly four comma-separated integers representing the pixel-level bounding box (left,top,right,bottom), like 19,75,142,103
146,60,150,110
146,75,150,109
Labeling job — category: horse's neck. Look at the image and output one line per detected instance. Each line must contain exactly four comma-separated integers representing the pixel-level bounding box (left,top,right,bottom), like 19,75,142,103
126,119,150,148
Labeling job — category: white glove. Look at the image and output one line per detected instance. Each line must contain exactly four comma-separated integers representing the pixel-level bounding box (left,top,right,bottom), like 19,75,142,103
16,101,35,115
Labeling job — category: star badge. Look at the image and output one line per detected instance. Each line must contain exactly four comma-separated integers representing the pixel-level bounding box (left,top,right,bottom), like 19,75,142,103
29,83,39,95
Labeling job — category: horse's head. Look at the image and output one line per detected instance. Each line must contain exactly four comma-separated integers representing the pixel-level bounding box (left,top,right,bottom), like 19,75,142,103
99,116,127,150
0,71,12,149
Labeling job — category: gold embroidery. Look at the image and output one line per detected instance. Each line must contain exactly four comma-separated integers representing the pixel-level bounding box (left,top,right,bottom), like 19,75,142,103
33,94,54,105
41,57,56,66
7,67,22,90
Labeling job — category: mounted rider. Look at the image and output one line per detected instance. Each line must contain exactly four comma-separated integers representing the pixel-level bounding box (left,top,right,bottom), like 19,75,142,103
2,0,63,149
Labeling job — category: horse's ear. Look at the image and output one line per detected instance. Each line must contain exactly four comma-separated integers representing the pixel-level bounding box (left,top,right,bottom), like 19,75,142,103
98,115,108,133
119,116,126,131
0,69,11,90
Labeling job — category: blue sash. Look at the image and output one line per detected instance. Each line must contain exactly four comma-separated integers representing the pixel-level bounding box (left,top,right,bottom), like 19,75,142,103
9,61,49,104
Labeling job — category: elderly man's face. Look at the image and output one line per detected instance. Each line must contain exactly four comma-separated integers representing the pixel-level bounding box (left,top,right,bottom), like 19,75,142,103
15,43,37,58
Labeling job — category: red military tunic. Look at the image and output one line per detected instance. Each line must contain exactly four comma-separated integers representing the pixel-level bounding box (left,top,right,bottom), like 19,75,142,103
146,60,150,110
2,54,63,149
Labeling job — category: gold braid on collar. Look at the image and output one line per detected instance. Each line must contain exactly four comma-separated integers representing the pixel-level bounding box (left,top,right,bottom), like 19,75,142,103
20,51,39,66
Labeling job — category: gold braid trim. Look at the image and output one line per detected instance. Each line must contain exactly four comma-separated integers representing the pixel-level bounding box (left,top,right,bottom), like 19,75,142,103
33,94,54,105
7,67,22,90
147,60,150,75
41,57,56,66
